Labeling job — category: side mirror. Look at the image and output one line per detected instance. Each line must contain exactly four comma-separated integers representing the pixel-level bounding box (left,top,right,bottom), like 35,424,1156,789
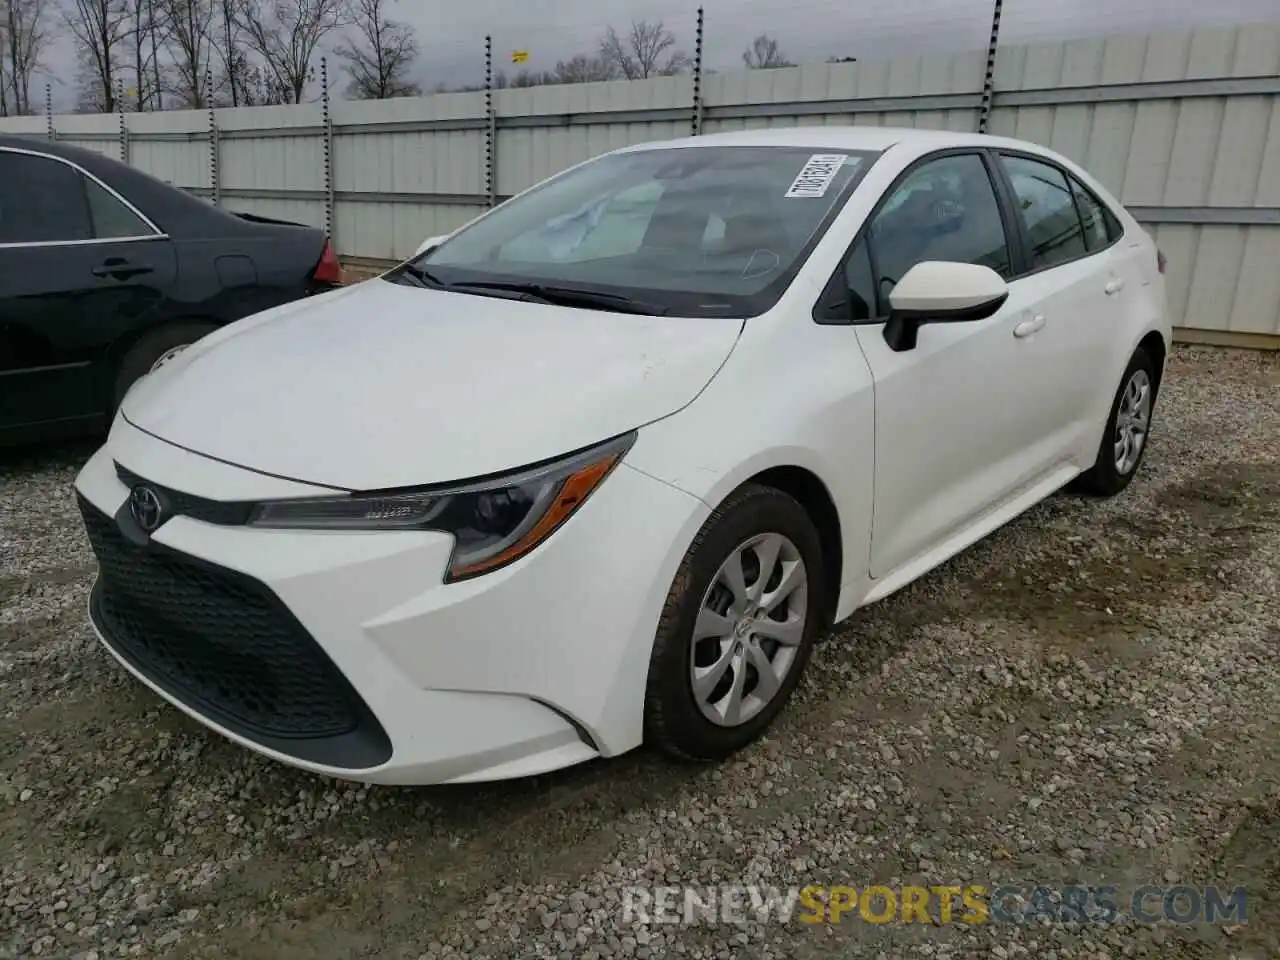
413,234,448,258
883,261,1009,352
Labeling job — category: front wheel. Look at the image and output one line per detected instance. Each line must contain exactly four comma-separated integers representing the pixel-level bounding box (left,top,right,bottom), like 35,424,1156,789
112,322,218,412
644,483,825,762
1073,345,1158,497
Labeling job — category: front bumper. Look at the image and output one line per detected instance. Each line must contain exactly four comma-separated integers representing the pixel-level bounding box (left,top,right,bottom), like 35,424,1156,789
75,417,710,785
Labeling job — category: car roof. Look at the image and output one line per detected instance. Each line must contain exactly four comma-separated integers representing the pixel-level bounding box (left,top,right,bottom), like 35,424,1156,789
616,124,1046,158
0,132,124,168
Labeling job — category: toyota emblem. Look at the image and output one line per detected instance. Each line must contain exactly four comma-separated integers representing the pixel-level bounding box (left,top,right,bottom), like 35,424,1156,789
129,485,164,532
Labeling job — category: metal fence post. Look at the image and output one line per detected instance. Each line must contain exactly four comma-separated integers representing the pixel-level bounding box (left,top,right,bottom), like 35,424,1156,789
321,56,335,242
485,35,496,207
116,79,129,164
977,0,1004,133
207,70,221,206
45,84,54,140
691,6,705,135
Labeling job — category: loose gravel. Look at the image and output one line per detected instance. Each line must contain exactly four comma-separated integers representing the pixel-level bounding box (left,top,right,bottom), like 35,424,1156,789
2,344,1279,960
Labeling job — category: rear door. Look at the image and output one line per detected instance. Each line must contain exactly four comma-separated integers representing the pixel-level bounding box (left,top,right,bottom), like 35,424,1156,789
991,151,1124,462
0,147,178,434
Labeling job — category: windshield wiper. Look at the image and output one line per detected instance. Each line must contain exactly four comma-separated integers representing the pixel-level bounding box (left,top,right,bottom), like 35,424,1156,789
445,280,668,316
392,262,447,288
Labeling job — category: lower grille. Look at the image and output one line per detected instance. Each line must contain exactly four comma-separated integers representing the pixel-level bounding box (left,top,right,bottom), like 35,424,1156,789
79,494,391,769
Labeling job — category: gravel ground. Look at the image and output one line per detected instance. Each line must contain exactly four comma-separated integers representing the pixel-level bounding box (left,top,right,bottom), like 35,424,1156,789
2,343,1279,960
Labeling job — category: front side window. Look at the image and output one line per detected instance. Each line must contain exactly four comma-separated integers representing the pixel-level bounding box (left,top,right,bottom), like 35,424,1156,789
999,154,1087,269
864,153,1012,309
402,145,879,317
0,151,93,244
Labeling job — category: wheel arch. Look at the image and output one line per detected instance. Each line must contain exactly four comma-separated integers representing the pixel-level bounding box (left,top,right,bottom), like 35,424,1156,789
631,435,855,632
735,465,844,630
1137,329,1167,393
106,313,223,368
103,315,224,412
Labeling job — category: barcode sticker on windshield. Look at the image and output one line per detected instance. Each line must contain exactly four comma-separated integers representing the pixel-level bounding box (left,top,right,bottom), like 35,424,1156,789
784,154,848,198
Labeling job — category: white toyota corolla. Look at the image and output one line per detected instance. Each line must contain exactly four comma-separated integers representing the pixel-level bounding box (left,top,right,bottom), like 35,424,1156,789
74,126,1170,785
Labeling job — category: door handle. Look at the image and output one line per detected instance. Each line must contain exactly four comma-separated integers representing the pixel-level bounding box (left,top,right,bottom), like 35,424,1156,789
1013,314,1046,338
1104,277,1126,296
92,258,154,280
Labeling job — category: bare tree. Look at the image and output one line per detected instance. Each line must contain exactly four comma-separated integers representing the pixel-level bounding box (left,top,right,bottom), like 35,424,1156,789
334,0,417,99
122,0,167,108
2,0,47,114
549,53,616,84
459,52,619,92
208,0,273,105
75,67,109,109
239,55,289,102
63,0,132,112
236,0,351,104
218,49,286,103
212,0,238,102
162,0,215,106
742,34,792,70
484,69,520,90
598,20,688,80
503,68,542,88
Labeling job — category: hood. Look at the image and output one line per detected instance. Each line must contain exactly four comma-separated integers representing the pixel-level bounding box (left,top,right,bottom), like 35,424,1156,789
122,279,744,490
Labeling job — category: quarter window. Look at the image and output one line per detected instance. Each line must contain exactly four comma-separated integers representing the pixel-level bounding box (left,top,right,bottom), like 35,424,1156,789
0,152,93,244
999,154,1087,269
86,177,153,239
1068,175,1118,250
844,238,875,321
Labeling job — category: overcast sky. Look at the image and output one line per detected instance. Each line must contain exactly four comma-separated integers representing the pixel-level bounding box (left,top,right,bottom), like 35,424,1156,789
36,0,1280,110
397,0,1280,88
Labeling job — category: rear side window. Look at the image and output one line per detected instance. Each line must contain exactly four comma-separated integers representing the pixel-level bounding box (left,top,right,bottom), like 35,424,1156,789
0,151,93,244
998,154,1087,269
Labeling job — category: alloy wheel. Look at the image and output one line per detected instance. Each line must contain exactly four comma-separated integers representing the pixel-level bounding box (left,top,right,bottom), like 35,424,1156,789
1114,368,1151,475
690,532,808,727
150,345,188,372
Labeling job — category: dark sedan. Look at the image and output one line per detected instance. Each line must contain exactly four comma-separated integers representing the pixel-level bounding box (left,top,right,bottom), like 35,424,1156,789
0,134,342,447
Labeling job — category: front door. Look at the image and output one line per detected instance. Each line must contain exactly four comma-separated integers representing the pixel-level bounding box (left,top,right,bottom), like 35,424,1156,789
842,151,1061,578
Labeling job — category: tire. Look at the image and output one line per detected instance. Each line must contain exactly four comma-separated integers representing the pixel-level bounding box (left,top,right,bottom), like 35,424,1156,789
644,483,826,762
1073,345,1159,497
112,322,218,411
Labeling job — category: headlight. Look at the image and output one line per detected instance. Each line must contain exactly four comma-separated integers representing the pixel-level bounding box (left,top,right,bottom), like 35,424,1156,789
248,432,635,581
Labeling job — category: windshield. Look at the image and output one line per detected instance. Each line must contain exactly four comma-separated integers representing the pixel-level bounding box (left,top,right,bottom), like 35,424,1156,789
392,145,880,317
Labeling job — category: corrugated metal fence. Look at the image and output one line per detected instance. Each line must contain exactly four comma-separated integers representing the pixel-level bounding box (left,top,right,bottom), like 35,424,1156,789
1,21,1277,344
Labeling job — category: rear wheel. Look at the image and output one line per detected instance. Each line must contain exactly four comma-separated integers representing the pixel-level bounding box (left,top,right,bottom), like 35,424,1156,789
644,483,825,761
113,322,218,411
1074,345,1158,497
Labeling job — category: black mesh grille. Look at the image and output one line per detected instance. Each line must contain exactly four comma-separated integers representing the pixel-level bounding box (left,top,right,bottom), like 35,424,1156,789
80,495,391,768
